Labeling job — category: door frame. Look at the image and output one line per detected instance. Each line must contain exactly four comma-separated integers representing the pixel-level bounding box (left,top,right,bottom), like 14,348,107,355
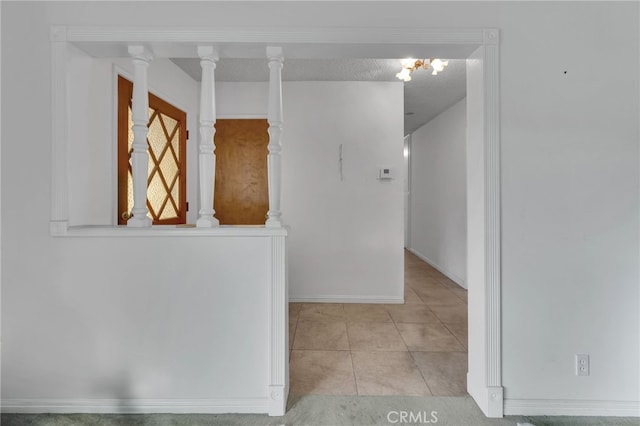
51,25,502,417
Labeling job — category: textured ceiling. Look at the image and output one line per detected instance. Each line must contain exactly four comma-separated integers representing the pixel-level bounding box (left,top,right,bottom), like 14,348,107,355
171,58,466,134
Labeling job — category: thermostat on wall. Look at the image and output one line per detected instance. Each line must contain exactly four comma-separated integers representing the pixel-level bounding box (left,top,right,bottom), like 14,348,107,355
379,167,393,180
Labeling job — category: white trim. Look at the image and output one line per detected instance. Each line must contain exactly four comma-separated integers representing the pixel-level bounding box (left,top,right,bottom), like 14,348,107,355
407,248,466,288
289,295,404,304
63,26,485,45
482,30,503,418
52,225,287,238
504,399,640,417
1,398,270,414
268,235,288,416
0,0,3,408
404,134,412,250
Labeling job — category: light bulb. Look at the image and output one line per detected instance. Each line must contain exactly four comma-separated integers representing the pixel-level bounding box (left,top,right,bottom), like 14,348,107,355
401,58,416,68
396,68,412,82
431,59,444,72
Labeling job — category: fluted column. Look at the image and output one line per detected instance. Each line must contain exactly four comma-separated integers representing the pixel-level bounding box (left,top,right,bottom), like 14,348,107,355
265,46,284,228
196,46,220,227
127,45,153,227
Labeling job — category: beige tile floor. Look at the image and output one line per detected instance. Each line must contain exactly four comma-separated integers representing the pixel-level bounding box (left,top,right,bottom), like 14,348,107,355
289,250,468,397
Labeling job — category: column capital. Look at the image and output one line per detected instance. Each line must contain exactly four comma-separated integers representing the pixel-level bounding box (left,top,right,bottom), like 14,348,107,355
266,46,284,62
197,45,219,62
127,45,153,62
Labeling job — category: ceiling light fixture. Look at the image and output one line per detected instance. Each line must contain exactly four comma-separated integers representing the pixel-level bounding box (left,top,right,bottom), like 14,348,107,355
395,58,449,82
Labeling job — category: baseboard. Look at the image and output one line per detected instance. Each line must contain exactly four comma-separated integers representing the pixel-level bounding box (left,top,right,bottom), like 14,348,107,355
1,398,270,414
289,295,404,304
407,248,466,288
504,398,640,417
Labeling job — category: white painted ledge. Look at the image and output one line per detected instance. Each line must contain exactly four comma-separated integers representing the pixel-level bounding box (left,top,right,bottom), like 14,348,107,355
51,223,288,238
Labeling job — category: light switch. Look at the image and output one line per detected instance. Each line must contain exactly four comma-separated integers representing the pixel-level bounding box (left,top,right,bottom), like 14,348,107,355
379,167,393,180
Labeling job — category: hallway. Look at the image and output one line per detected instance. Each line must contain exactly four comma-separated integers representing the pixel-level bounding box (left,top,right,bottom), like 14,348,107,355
289,250,468,396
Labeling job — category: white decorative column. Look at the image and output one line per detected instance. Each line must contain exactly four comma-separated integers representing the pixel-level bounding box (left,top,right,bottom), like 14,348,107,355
482,28,504,418
265,46,284,228
268,233,288,416
127,45,153,227
196,46,220,227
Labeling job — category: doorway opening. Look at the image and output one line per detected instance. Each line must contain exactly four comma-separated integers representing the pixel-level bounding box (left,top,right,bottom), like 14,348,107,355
51,25,500,418
401,67,469,396
288,41,501,418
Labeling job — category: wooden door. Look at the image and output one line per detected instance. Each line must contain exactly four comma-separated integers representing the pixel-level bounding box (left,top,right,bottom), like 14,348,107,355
117,76,188,225
214,119,269,225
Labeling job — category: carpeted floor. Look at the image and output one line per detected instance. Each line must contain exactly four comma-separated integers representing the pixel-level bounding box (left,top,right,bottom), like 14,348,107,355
2,395,638,426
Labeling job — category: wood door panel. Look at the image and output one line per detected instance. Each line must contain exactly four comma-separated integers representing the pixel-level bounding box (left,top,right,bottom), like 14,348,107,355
214,119,269,225
117,76,187,225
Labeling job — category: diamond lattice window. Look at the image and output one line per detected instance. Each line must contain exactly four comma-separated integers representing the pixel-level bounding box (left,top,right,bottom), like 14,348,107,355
118,76,187,225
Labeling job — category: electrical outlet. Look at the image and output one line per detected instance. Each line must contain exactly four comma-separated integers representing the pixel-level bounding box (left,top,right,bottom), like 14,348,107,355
576,354,590,376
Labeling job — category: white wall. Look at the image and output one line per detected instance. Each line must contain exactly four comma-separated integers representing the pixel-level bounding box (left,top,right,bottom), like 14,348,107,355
409,98,467,287
216,81,405,303
403,135,411,248
70,67,404,304
1,0,639,415
0,235,277,408
466,47,488,411
69,70,404,302
283,82,404,302
67,49,200,226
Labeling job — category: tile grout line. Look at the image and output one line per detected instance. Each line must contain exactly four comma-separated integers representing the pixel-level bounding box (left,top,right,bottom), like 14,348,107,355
342,302,360,396
388,314,409,353
440,320,468,350
408,349,435,396
426,302,469,352
344,317,360,396
390,310,434,396
291,312,299,350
